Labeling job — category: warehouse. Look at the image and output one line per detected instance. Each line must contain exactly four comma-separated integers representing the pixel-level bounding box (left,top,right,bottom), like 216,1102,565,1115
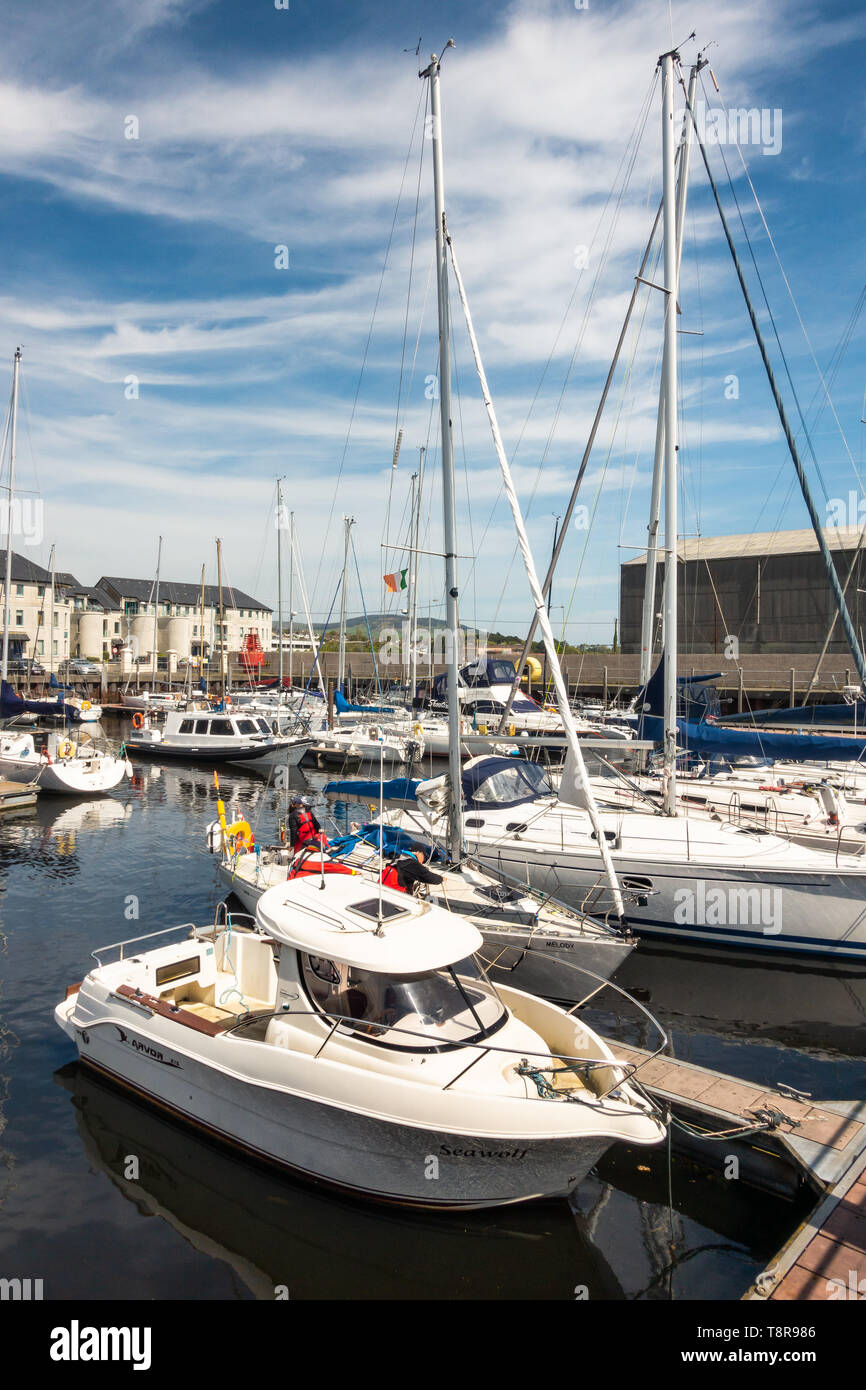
620,527,866,655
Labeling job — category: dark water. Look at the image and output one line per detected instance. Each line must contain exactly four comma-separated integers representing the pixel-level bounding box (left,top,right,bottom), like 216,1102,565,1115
0,718,859,1300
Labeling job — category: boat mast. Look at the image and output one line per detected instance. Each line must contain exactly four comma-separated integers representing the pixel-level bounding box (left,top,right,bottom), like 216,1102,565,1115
216,538,225,698
421,44,463,863
277,478,284,692
1,348,21,685
409,447,424,702
337,515,354,694
639,59,701,691
199,564,206,694
660,51,680,815
48,543,55,681
152,535,163,693
289,509,295,689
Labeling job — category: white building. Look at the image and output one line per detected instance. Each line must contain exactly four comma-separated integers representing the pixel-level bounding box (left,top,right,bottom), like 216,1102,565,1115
95,575,273,668
0,551,72,667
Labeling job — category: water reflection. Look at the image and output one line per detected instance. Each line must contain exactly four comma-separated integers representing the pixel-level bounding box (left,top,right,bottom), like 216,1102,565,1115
55,1062,620,1301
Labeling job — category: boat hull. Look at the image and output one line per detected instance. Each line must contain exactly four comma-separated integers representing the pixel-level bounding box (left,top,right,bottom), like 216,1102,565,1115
470,843,866,960
55,999,634,1209
0,754,126,794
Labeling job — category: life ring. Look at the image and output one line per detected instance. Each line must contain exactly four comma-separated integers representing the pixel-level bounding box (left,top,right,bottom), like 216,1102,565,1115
81,700,91,712
132,712,145,729
226,819,254,853
57,739,74,760
413,722,424,738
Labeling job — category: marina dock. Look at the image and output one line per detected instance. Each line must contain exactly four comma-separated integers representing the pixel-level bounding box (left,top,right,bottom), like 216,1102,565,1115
609,1039,866,1300
0,776,39,812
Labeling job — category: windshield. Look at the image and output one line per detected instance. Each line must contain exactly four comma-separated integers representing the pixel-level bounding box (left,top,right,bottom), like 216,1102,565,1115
464,759,553,808
301,953,506,1051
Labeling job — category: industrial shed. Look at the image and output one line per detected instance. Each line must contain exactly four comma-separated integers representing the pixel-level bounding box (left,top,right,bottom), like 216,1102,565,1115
620,527,866,655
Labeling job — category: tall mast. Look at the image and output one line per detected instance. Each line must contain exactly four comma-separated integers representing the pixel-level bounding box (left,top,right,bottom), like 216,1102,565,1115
421,45,463,863
288,509,295,689
660,51,680,814
216,537,225,697
338,515,354,693
152,535,163,691
277,478,284,691
639,59,701,690
1,348,21,684
409,447,424,701
48,543,55,680
199,564,206,692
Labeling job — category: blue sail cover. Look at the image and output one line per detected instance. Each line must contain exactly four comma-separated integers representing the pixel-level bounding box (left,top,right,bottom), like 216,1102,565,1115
324,776,419,801
333,690,397,715
717,700,866,728
327,825,443,861
0,679,65,718
636,659,866,762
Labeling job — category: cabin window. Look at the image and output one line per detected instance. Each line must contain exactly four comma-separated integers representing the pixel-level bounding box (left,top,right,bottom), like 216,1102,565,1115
209,719,233,736
256,719,272,734
466,759,553,808
299,953,507,1052
178,719,195,734
194,719,211,734
236,719,257,735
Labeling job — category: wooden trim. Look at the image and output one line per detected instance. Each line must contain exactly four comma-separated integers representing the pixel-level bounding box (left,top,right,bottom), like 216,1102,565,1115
115,984,225,1037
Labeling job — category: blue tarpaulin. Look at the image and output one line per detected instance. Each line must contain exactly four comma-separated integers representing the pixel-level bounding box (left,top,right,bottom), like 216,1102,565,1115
324,776,419,801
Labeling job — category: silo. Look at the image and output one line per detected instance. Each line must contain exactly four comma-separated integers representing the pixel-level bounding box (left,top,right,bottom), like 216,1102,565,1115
77,612,104,659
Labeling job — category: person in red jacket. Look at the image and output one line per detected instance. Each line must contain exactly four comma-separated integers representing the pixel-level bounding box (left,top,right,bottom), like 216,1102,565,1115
288,797,325,853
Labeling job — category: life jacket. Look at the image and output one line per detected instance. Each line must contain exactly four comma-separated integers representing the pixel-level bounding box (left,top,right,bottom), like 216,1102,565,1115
293,807,320,849
380,864,406,892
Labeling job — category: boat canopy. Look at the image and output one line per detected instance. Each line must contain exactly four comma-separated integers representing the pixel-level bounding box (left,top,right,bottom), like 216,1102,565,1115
255,876,482,972
324,776,419,801
459,756,553,809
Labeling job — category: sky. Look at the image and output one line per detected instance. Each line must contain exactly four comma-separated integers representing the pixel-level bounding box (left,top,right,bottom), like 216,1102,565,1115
1,0,865,644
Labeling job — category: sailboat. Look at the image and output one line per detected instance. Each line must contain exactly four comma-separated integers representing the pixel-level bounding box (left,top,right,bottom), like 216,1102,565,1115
381,49,866,960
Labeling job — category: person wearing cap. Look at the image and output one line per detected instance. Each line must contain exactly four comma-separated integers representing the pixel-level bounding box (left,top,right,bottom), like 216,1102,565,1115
288,796,324,853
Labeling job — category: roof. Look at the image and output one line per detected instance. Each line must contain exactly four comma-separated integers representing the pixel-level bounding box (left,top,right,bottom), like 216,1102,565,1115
97,575,271,612
256,875,482,971
623,527,866,566
0,551,52,584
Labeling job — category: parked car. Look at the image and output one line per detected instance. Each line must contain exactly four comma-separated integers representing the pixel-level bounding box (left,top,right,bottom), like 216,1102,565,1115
6,658,46,675
60,658,101,676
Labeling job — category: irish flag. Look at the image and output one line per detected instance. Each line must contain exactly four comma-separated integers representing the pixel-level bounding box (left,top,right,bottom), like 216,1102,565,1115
384,569,408,593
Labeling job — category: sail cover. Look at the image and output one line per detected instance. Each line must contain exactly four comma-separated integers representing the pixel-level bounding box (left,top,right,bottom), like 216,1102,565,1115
0,679,65,719
636,659,866,762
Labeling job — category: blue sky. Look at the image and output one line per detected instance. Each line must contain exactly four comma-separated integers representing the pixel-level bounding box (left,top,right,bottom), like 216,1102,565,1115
1,0,866,643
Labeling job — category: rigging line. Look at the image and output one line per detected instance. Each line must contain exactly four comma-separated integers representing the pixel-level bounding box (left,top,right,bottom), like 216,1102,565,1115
488,82,660,626
313,81,427,604
716,83,864,491
350,529,382,695
695,70,829,497
465,70,660,606
682,76,866,685
385,83,430,553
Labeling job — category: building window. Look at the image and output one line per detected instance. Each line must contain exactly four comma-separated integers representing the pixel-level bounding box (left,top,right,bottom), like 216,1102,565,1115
15,611,23,626
37,586,44,598
53,613,58,627
37,640,44,655
53,640,58,656
37,611,44,625
114,622,120,634
15,584,23,597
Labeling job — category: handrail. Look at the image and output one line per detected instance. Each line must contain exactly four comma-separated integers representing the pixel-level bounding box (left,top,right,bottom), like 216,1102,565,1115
222,1004,663,1110
91,909,261,964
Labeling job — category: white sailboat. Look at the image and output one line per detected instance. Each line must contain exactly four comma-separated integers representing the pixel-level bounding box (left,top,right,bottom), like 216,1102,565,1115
382,50,866,960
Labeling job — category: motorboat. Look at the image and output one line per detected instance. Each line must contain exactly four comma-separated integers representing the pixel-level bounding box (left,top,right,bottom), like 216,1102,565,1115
55,878,665,1208
121,690,184,715
127,708,295,765
0,726,130,794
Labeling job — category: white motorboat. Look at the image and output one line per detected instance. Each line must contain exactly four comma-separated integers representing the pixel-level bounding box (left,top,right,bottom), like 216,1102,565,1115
210,823,636,990
55,877,664,1208
304,726,424,767
0,727,130,794
385,754,866,960
127,708,293,765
